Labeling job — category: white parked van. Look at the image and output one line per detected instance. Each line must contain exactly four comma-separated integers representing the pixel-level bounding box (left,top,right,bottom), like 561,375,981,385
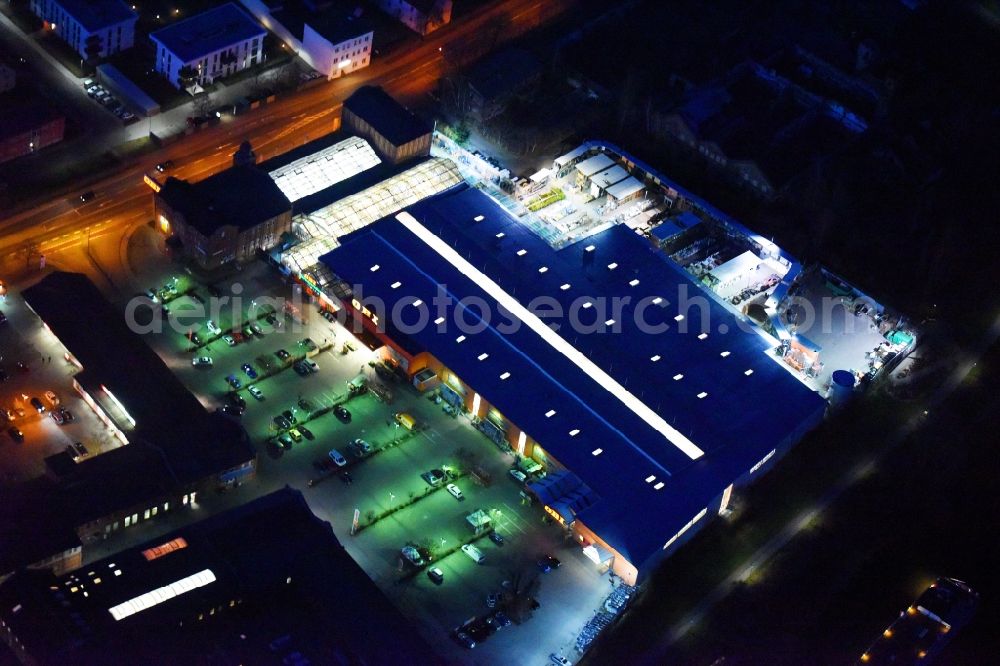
461,543,485,564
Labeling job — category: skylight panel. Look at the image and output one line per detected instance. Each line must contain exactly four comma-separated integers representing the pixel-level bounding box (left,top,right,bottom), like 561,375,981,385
538,266,548,273
607,262,618,270
500,372,511,380
604,318,616,326
653,481,665,490
456,335,466,343
412,299,423,308
474,215,485,222
560,283,571,290
720,351,730,357
645,475,656,483
674,314,684,322
390,281,402,289
582,301,593,309
569,429,580,437
652,296,663,305
629,279,640,287
697,392,708,399
591,448,603,456
698,333,708,340
517,249,527,256
370,264,380,272
585,245,596,252
477,353,489,361
434,317,445,325
673,373,684,380
745,369,754,376
545,409,556,418
495,232,505,239
650,355,661,362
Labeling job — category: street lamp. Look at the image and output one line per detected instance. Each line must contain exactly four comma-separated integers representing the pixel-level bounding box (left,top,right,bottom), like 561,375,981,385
389,491,396,508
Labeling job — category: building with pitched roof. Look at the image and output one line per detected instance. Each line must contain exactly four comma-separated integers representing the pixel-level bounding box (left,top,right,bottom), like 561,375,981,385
150,3,266,89
318,185,825,584
372,0,450,35
342,85,432,164
29,0,136,60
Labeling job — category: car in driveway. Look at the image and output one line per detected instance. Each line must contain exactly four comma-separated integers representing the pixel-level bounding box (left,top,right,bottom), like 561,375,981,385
537,555,561,572
7,427,23,443
241,363,258,378
192,356,213,368
327,448,347,466
446,483,465,501
421,469,446,486
248,385,264,400
333,405,351,423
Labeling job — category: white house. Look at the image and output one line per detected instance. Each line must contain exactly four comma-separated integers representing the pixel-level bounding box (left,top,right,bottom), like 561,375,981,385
150,3,266,90
29,0,136,61
372,0,451,35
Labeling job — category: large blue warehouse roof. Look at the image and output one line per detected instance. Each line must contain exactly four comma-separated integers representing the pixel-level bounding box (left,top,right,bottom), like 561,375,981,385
320,186,824,569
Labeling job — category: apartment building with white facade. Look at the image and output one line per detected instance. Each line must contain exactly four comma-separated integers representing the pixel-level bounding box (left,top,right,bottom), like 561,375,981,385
29,0,136,61
150,3,266,89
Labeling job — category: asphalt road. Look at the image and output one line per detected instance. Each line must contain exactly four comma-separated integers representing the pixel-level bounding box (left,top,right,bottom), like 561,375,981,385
0,0,570,267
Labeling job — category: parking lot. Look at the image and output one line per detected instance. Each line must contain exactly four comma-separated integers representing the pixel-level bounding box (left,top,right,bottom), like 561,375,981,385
117,259,614,664
0,292,123,484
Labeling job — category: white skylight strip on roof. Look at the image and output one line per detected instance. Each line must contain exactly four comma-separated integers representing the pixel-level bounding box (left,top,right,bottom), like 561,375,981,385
650,355,661,362
434,317,446,325
592,448,603,456
538,266,548,273
697,392,708,399
500,372,511,380
652,297,663,305
456,335,466,343
560,283,571,291
673,373,684,381
390,281,402,289
720,351,730,357
268,136,381,202
653,481,665,490
698,333,708,340
569,429,580,437
645,475,656,483
108,569,216,621
629,279,640,287
474,215,485,222
396,211,706,460
545,409,556,418
607,262,618,270
744,369,754,376
478,353,489,361
517,249,527,256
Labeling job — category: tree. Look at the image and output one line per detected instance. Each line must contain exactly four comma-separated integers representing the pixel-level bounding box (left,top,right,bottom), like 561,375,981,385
192,91,212,118
502,563,541,623
177,65,198,91
84,34,102,71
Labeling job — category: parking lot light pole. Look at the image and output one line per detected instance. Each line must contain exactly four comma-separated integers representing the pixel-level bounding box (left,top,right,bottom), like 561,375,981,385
389,491,396,508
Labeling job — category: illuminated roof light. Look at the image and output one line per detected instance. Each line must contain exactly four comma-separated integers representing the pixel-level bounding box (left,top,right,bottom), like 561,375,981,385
390,281,402,289
560,283,571,290
477,353,489,361
545,409,556,418
395,211,705,460
652,296,663,304
674,314,684,322
744,369,754,376
582,302,593,309
474,214,485,222
650,355,661,362
499,372,511,380
607,262,618,270
720,351,731,357
673,373,684,381
538,266,548,273
456,335,466,343
569,429,580,437
591,448,602,456
495,232,505,238
516,249,527,256
653,481,665,490
645,475,656,483
370,264,380,272
412,299,423,308
585,245,596,252
629,279,640,286
698,333,708,340
604,318,616,326
697,392,708,399
434,317,445,325
108,569,217,622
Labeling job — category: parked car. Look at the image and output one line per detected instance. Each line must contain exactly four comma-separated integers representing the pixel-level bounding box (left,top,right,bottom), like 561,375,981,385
400,546,424,566
73,441,89,457
228,393,247,410
273,415,291,429
446,483,465,501
421,469,446,486
248,385,264,400
155,160,174,172
225,374,242,389
241,363,257,378
299,425,314,441
43,390,60,407
453,631,476,649
327,448,347,466
462,543,485,564
8,426,24,442
192,356,213,367
509,469,527,483
207,320,222,335
281,409,297,424
550,654,571,666
288,428,303,442
223,334,236,347
350,438,372,456
333,405,351,423
275,348,290,360
297,397,315,412
79,190,95,203
488,531,505,546
278,433,293,449
427,567,445,585
29,397,46,413
51,408,74,425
